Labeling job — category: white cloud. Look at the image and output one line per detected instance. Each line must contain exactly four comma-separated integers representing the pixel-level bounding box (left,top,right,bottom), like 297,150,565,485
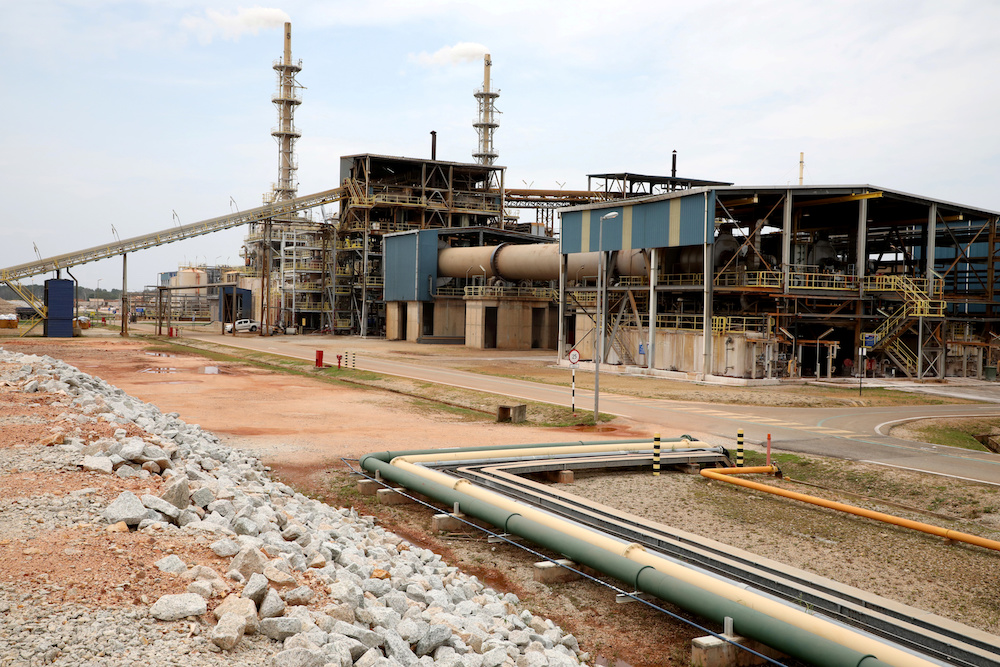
411,42,489,66
181,6,291,44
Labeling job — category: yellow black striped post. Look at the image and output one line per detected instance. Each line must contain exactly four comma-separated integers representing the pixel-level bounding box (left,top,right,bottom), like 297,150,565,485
653,432,661,476
736,429,744,467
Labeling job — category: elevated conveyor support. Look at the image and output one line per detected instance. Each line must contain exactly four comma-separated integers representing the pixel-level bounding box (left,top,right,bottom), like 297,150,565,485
0,187,345,284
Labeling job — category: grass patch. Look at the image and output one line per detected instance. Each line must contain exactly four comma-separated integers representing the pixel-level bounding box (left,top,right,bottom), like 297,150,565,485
909,422,995,453
408,398,492,422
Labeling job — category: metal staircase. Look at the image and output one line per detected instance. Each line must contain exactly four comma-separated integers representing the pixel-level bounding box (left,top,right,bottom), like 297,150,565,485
864,275,945,376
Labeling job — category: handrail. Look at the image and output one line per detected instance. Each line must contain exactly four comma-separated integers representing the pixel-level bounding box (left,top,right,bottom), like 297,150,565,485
464,285,557,299
887,338,918,370
788,272,859,290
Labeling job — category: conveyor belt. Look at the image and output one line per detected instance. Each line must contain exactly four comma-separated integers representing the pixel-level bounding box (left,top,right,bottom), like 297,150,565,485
0,187,345,282
424,450,1000,667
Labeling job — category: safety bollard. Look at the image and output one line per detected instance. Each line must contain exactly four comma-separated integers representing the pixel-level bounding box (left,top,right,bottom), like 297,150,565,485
736,429,744,467
653,432,661,476
315,350,324,368
767,433,772,467
337,354,342,369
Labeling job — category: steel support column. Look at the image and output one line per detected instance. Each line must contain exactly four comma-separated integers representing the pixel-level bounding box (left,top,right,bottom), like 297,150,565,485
557,252,567,360
647,248,658,369
703,193,714,378
781,192,792,293
925,203,937,289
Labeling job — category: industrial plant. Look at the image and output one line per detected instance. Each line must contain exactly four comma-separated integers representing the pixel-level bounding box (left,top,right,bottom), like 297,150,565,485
1,21,998,383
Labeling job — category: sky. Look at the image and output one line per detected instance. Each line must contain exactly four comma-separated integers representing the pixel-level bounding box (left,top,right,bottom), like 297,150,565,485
2,0,999,291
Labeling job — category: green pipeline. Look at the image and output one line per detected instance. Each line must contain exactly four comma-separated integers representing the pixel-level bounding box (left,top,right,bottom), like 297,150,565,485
360,450,892,667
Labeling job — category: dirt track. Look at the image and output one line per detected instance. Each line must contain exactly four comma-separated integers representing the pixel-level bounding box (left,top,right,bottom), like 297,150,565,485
2,338,647,466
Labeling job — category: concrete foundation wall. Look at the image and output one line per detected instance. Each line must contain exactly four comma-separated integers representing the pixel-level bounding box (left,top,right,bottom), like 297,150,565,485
434,300,465,337
465,299,557,350
386,302,403,340
577,324,759,376
405,302,421,342
627,329,757,376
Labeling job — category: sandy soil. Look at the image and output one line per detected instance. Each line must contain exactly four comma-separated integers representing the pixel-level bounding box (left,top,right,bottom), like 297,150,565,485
1,338,650,466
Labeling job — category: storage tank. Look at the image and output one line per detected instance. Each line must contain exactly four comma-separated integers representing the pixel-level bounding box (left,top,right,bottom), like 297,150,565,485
808,239,838,270
171,268,208,296
670,233,740,273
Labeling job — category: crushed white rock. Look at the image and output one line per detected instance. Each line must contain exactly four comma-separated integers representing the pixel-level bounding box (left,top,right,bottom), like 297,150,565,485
0,348,591,667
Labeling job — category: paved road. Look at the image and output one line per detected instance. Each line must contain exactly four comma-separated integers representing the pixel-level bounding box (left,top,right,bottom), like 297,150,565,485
177,330,1000,486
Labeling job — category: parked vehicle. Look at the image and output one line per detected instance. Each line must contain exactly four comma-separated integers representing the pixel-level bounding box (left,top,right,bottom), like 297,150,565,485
224,319,259,333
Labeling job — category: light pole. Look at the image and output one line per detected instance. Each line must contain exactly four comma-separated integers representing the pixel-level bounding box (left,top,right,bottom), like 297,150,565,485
595,211,619,423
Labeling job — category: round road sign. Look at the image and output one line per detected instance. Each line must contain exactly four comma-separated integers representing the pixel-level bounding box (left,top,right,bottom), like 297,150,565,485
568,348,580,364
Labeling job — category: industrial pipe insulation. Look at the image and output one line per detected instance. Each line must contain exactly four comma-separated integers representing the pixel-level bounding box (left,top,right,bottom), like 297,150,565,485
700,466,1000,553
436,243,649,283
360,440,932,667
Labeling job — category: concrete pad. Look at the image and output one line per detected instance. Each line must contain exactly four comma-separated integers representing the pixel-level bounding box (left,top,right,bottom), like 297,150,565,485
691,634,784,667
432,513,468,533
376,488,411,504
533,559,581,584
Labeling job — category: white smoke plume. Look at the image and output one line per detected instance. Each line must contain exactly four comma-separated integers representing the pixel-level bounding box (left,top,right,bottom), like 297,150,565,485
182,7,291,44
412,42,489,66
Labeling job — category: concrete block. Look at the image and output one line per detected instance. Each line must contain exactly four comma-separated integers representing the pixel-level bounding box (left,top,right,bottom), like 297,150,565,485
432,513,468,533
357,479,381,496
533,559,581,584
376,488,411,505
544,469,575,483
691,634,784,667
497,404,527,423
676,463,702,475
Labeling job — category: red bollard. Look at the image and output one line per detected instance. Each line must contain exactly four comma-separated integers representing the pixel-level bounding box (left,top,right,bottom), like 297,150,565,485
315,350,324,368
168,326,173,337
337,354,342,369
767,433,772,467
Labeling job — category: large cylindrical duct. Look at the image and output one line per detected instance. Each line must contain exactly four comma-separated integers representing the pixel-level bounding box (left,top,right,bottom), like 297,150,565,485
437,244,648,283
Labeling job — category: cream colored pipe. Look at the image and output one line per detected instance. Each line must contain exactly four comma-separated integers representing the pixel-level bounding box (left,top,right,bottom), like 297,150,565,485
391,451,938,667
436,243,648,282
390,440,691,467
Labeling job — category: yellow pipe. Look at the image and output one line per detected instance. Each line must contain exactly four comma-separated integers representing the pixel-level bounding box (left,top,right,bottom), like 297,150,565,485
701,466,1000,553
392,457,938,667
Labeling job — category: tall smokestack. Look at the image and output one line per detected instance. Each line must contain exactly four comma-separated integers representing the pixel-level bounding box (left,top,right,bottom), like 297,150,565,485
430,130,437,161
283,22,291,65
671,150,677,178
271,21,302,201
472,53,499,165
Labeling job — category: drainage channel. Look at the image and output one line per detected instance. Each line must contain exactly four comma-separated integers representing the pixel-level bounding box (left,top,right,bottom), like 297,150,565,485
430,452,1000,667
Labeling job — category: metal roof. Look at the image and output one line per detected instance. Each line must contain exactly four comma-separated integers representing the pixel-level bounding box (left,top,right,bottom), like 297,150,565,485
341,153,505,171
562,184,999,221
587,172,732,188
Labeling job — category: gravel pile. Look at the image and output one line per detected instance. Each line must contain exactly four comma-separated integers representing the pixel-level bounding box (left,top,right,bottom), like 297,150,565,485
0,349,589,667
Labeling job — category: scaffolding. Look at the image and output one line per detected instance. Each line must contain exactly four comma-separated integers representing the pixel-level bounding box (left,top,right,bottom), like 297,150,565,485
334,154,505,337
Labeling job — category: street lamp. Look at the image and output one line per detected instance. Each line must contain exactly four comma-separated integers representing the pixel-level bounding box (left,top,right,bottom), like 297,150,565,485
595,210,619,423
